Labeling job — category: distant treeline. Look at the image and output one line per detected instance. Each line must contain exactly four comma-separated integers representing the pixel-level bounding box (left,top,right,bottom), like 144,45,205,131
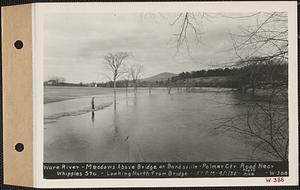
171,64,287,83
45,58,288,91
171,68,236,81
44,81,98,87
97,62,288,89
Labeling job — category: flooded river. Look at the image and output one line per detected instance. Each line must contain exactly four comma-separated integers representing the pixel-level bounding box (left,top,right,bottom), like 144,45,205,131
44,87,260,162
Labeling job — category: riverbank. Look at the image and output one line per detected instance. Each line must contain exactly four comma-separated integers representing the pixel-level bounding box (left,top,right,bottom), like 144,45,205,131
45,102,113,124
44,86,237,104
44,86,128,104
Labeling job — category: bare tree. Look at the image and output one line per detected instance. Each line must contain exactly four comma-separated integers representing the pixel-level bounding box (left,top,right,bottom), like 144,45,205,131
230,12,287,64
148,82,152,95
122,67,131,97
129,64,144,95
235,56,266,96
104,52,130,110
170,12,289,160
171,12,207,51
214,12,289,160
216,91,288,161
49,76,66,85
171,12,287,65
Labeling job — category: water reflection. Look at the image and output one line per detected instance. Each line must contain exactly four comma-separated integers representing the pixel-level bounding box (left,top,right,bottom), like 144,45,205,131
91,97,95,125
114,94,117,111
112,111,121,143
45,88,261,162
133,94,137,107
91,111,94,124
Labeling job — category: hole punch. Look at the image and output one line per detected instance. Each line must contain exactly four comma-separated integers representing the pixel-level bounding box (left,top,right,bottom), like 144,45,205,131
14,40,23,49
15,143,24,152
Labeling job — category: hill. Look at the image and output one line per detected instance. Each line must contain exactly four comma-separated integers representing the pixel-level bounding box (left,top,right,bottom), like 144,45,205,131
141,72,178,82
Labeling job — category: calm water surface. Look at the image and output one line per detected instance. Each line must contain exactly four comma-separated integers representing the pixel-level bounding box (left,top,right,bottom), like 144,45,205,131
44,88,255,162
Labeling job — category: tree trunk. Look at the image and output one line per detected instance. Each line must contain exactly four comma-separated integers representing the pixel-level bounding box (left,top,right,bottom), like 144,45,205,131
168,87,171,95
113,79,116,110
134,81,137,96
251,80,256,96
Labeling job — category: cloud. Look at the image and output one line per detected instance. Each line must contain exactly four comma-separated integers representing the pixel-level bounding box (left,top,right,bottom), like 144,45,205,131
44,12,267,83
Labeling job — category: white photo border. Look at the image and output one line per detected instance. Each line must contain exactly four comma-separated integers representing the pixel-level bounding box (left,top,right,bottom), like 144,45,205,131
33,1,298,188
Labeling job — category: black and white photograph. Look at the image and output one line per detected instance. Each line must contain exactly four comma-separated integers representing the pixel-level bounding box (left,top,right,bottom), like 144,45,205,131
39,3,297,183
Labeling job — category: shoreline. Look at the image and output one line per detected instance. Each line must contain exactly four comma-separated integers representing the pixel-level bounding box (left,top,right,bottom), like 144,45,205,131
44,102,113,124
44,86,236,104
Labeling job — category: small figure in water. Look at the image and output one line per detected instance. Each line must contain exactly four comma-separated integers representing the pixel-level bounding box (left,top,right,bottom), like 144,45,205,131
91,97,95,110
91,111,95,123
91,97,95,124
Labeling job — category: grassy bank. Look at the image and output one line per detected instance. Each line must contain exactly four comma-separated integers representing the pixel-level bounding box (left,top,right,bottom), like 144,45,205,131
44,102,113,124
44,86,127,104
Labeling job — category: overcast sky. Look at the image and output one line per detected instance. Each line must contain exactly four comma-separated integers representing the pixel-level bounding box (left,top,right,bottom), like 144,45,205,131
44,12,265,83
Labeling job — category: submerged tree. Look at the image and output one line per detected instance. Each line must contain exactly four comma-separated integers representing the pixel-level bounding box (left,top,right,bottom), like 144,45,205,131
129,64,144,95
104,52,130,110
148,83,152,95
122,67,131,97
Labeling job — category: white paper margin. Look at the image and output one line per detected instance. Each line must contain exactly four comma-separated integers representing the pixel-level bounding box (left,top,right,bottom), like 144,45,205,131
32,1,298,188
